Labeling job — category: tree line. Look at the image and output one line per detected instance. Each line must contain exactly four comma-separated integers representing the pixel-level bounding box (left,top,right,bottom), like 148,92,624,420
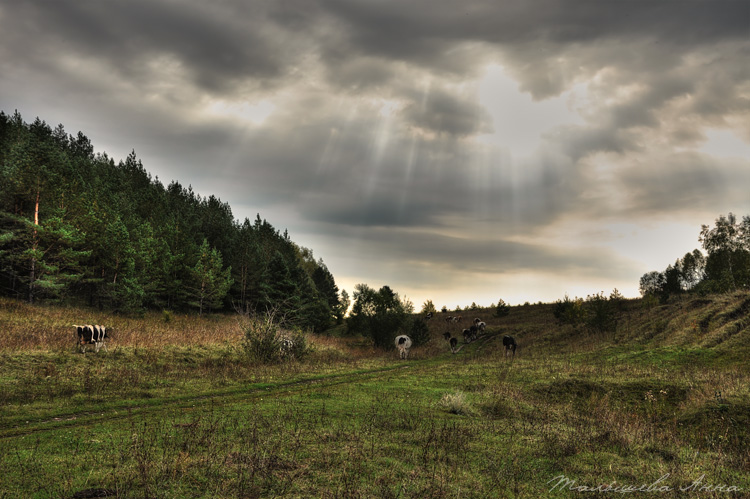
0,111,344,332
640,213,750,301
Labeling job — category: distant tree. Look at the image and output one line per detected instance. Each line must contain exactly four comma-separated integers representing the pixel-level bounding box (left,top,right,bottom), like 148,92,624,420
663,262,684,296
495,299,511,318
639,271,666,297
679,250,705,290
699,213,746,291
421,299,437,315
347,284,411,348
609,288,625,311
335,289,350,323
312,261,339,310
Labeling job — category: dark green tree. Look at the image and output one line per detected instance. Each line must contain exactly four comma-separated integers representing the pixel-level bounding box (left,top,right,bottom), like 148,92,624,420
0,213,89,301
336,289,350,324
347,284,412,348
495,299,511,318
190,238,233,315
0,111,341,317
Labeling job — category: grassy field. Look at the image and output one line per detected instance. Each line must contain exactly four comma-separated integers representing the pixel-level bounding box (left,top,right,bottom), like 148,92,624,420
0,295,748,498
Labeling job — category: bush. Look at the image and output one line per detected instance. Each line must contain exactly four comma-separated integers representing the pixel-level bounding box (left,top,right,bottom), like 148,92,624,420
243,315,308,363
553,294,586,327
407,317,430,347
585,292,617,333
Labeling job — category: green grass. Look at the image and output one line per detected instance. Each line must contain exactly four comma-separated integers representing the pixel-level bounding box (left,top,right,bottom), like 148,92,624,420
1,295,749,497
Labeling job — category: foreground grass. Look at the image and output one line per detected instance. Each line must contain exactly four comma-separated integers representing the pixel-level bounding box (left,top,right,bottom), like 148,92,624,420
1,296,749,497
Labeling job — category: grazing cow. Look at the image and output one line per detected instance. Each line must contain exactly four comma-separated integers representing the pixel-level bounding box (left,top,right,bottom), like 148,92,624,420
454,316,463,324
74,324,109,353
442,331,451,341
467,324,479,341
425,312,433,320
477,321,486,332
502,335,517,358
449,337,458,354
444,316,454,324
394,335,413,359
462,328,472,343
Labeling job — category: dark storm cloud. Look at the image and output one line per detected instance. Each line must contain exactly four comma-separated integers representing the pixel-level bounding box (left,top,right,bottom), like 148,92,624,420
1,0,297,93
321,0,749,92
401,87,493,137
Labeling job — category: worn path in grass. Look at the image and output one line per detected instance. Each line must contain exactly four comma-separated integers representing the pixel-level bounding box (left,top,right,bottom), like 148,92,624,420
0,362,426,439
0,329,502,441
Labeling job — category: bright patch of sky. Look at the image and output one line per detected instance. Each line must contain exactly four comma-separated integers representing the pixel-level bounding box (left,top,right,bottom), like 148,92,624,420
477,64,585,158
209,99,276,125
699,128,750,159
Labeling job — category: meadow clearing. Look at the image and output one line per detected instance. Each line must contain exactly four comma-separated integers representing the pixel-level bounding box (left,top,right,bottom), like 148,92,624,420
0,294,748,498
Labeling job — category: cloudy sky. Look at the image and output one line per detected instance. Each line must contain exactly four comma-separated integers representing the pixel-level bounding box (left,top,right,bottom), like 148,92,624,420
2,1,749,308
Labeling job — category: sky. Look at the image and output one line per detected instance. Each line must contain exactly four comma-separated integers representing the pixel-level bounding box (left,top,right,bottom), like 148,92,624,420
2,0,749,309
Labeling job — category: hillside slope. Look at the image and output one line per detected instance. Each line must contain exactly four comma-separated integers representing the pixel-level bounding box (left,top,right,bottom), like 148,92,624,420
420,292,750,365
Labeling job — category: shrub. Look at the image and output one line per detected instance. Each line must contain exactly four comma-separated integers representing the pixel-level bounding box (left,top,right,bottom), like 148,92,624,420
407,317,430,347
553,294,586,327
585,292,617,333
243,315,308,363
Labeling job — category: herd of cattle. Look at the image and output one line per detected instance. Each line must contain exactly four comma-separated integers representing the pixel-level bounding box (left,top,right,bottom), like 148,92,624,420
395,315,517,359
72,315,518,360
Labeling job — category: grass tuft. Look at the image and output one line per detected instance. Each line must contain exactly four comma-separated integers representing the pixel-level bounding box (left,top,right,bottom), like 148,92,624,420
438,391,475,416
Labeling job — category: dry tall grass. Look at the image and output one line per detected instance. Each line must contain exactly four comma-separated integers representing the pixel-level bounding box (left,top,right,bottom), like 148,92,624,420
0,297,243,351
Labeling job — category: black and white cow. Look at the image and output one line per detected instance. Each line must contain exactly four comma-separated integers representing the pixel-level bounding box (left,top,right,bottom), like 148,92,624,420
463,325,479,343
502,335,517,358
394,335,412,359
74,324,109,353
